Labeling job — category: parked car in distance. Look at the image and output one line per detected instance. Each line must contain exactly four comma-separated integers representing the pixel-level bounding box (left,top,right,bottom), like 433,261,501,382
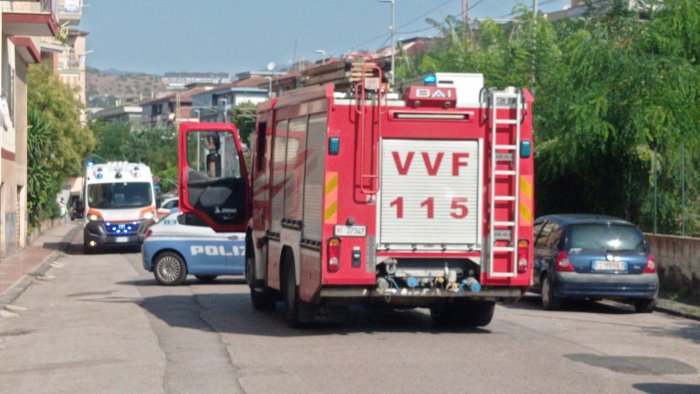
141,212,245,285
157,197,179,219
531,214,658,313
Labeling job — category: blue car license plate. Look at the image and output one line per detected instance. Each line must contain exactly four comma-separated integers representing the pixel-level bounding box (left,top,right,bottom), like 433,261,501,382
592,260,627,271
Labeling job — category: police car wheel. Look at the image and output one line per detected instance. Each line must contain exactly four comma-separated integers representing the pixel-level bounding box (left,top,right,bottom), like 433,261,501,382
154,252,187,286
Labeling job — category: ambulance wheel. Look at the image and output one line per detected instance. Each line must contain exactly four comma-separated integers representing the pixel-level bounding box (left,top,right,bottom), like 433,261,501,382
247,254,276,310
195,275,218,282
153,252,187,286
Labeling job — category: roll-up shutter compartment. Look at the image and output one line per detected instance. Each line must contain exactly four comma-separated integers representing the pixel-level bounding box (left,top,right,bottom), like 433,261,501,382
379,139,482,251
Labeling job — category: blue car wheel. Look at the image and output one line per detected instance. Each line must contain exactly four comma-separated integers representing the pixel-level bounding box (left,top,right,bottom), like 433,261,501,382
541,275,563,311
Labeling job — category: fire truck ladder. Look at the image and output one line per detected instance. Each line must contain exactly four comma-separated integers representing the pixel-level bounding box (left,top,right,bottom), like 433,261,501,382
487,88,523,278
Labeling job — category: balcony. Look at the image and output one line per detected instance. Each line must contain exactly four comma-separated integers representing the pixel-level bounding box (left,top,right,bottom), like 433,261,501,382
55,0,80,25
2,0,59,37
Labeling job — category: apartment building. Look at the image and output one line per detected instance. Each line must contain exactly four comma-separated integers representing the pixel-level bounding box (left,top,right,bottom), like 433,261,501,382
0,0,60,257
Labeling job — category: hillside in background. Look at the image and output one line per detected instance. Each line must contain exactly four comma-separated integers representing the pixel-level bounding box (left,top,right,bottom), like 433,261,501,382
87,67,166,109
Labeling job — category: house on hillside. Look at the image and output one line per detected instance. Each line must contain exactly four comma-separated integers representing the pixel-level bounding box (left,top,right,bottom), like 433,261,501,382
91,105,143,127
139,86,211,127
190,84,269,123
545,0,654,20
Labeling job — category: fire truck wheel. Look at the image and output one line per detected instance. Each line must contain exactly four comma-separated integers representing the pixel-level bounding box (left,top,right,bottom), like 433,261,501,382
430,301,495,327
248,253,276,310
458,301,495,327
195,275,218,282
283,258,314,327
429,303,451,325
541,275,562,311
283,261,300,326
284,259,299,327
153,252,187,286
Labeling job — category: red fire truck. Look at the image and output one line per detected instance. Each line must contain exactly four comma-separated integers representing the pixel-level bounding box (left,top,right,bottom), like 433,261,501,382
178,69,534,327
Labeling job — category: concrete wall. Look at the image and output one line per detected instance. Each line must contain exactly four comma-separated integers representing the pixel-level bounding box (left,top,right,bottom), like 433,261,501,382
645,234,700,295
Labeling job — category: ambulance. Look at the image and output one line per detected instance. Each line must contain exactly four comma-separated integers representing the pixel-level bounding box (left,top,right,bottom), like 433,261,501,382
82,161,159,253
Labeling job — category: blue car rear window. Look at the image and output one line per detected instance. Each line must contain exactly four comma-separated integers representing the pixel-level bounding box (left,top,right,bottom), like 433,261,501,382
568,224,644,252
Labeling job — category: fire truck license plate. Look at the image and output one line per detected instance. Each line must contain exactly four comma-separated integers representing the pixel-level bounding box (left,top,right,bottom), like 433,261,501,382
334,225,367,237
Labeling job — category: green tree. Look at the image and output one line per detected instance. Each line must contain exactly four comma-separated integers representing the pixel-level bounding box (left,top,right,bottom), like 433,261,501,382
29,62,95,176
91,121,178,194
27,62,95,227
397,0,700,234
231,101,257,144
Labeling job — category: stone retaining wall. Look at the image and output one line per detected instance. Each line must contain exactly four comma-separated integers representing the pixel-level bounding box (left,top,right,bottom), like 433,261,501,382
645,234,700,295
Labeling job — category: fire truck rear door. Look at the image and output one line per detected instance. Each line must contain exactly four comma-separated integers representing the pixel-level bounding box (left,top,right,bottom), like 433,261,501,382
178,122,250,233
379,139,482,251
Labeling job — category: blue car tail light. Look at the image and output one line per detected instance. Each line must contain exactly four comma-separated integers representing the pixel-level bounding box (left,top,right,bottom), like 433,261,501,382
555,251,574,272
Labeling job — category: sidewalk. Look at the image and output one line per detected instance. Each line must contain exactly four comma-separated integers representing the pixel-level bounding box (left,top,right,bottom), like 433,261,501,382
0,221,81,309
0,223,699,322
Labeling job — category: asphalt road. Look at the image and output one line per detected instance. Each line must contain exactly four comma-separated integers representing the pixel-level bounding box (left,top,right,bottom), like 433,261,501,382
0,225,699,393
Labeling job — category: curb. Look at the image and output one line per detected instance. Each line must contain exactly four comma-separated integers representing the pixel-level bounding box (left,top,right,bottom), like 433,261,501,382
0,225,82,310
655,304,700,323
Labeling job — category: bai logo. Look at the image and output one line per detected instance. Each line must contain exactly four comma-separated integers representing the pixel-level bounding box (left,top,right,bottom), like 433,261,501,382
414,88,453,99
191,245,245,256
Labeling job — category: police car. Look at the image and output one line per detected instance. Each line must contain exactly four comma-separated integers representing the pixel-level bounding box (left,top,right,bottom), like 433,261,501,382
141,212,245,285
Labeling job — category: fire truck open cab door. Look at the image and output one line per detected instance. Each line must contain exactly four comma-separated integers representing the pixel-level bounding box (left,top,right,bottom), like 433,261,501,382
178,122,250,232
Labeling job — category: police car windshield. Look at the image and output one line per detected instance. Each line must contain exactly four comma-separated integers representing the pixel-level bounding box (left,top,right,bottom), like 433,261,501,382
88,182,152,209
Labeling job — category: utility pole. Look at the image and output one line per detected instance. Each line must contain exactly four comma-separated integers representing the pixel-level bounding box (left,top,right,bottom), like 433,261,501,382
462,0,469,24
379,0,396,87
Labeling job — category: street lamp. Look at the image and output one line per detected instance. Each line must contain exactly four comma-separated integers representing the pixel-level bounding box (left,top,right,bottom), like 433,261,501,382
265,76,273,98
315,49,327,65
379,0,396,87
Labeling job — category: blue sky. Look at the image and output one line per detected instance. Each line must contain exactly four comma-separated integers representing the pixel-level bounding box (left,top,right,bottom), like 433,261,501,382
81,0,571,75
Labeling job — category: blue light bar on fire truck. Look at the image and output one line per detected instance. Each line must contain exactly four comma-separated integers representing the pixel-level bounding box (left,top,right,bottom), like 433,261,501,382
423,74,437,85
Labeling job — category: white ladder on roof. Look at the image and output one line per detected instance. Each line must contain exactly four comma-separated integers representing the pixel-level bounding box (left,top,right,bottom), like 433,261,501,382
488,88,523,278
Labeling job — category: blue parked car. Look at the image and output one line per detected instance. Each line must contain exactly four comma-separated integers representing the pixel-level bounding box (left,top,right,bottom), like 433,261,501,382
142,212,245,285
532,214,658,312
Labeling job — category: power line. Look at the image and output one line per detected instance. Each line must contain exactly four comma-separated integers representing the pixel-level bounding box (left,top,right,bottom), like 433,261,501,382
397,0,485,36
397,0,454,30
343,0,457,53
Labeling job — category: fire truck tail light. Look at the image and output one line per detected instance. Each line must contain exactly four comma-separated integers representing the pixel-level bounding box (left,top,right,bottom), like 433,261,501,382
517,239,529,273
555,251,574,272
328,137,340,155
644,254,657,273
327,238,341,272
520,140,531,158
